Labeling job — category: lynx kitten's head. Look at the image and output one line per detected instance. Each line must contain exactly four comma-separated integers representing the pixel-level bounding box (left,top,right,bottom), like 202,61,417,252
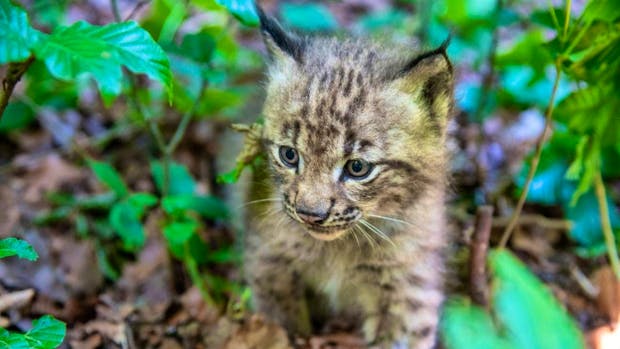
258,8,454,241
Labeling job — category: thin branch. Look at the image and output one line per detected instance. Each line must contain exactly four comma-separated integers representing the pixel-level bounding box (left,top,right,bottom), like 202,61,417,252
166,81,208,156
492,213,572,231
594,170,620,279
0,56,35,119
125,0,151,21
499,62,562,249
111,0,122,22
470,205,494,307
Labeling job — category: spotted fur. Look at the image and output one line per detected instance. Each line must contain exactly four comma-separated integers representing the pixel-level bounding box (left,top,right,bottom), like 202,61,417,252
244,8,454,349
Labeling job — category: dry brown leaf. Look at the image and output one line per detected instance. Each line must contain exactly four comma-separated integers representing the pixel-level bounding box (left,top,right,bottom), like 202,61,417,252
0,185,19,237
594,266,620,324
18,153,83,203
223,314,291,349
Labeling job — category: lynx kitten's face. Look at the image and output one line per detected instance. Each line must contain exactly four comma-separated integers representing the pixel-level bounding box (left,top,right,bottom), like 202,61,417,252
260,21,453,241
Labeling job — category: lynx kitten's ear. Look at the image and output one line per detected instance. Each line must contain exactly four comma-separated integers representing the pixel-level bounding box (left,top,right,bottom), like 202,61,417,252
256,5,305,63
396,37,454,125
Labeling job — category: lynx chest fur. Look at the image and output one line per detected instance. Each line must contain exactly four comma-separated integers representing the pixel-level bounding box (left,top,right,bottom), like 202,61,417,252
244,8,454,349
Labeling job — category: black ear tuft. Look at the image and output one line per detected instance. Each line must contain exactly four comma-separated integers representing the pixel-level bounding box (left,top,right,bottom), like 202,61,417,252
255,4,305,63
399,35,452,77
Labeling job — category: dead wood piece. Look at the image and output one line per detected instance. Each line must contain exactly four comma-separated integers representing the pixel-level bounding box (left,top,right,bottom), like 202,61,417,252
469,205,494,307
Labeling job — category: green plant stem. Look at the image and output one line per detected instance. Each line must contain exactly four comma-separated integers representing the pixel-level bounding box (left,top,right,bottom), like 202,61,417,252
184,251,215,307
499,62,562,249
0,56,35,120
167,82,208,155
594,170,620,279
562,0,571,40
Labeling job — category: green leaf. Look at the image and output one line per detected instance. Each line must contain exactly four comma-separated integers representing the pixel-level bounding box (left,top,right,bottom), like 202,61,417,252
33,21,171,103
109,201,146,251
162,194,229,219
441,298,513,349
24,315,66,349
163,220,197,246
0,0,41,63
0,328,29,349
0,102,36,133
88,160,129,198
565,190,620,246
280,3,338,32
216,0,259,26
0,237,38,261
128,192,158,210
490,250,584,349
151,161,197,195
582,0,620,23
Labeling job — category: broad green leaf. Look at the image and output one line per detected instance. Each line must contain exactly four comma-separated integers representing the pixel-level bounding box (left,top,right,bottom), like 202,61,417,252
564,190,620,246
0,102,35,133
206,245,240,264
128,192,158,210
441,298,513,349
0,237,38,261
216,0,259,26
163,220,198,246
151,161,197,195
162,194,229,219
88,160,128,198
33,21,171,102
582,0,620,23
280,3,338,32
490,250,584,349
109,201,146,251
0,328,29,349
24,315,66,349
0,0,41,63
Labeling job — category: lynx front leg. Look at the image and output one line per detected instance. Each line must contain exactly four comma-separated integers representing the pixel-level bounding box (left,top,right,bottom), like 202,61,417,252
247,254,311,336
356,264,443,349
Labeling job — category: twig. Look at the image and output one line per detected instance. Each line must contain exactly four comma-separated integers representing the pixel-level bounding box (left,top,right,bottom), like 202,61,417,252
499,62,562,248
470,205,494,307
125,0,151,21
594,170,620,279
111,0,122,22
0,56,35,119
492,213,572,231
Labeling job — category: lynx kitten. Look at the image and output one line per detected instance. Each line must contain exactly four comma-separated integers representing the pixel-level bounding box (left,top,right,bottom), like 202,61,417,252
244,7,454,349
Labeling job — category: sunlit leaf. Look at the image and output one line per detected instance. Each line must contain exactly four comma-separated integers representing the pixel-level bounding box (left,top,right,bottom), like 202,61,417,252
33,21,171,103
216,0,258,26
0,237,38,261
490,250,584,349
0,0,42,63
24,315,66,349
441,298,513,349
0,328,29,349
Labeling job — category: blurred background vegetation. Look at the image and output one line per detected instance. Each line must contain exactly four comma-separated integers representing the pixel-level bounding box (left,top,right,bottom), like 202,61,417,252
1,0,619,348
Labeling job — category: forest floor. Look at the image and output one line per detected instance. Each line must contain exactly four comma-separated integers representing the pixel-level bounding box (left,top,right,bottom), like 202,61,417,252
1,0,619,348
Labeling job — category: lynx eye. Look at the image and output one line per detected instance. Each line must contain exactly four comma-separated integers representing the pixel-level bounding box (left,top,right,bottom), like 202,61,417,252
279,146,299,167
344,159,372,179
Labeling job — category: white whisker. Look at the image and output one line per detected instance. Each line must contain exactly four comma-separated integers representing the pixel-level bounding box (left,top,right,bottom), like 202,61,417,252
360,219,396,248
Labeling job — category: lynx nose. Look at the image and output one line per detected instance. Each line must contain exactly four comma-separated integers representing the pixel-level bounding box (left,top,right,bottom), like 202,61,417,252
295,208,328,225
